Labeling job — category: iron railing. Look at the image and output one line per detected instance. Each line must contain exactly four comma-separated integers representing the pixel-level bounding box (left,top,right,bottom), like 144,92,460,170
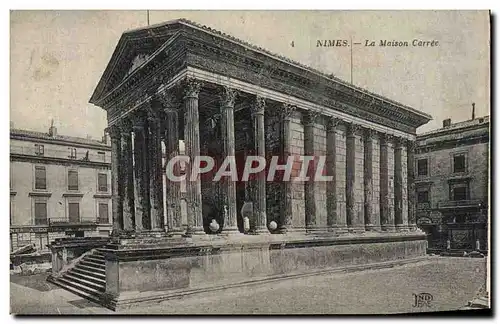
437,199,484,209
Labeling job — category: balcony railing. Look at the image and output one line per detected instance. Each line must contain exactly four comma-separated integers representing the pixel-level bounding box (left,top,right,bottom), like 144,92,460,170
48,217,99,226
437,199,484,209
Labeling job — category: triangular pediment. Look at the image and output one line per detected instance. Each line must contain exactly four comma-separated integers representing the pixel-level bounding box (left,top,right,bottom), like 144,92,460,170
90,19,189,104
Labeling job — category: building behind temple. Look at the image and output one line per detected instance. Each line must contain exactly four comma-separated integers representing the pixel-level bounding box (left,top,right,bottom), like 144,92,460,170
415,107,489,252
10,123,113,254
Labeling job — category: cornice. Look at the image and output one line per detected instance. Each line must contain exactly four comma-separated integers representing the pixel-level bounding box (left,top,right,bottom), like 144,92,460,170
90,20,431,131
10,154,111,169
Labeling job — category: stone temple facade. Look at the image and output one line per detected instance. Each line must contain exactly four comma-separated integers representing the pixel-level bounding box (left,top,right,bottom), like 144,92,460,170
49,19,433,310
89,19,432,237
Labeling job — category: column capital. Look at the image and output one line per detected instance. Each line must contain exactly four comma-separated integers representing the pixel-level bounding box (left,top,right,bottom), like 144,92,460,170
407,139,417,151
183,77,202,99
303,110,321,126
326,116,342,132
346,122,361,137
250,95,266,116
131,112,147,128
394,136,406,149
363,127,377,141
118,118,133,135
157,90,180,112
280,103,296,121
220,86,238,108
379,132,394,145
107,125,122,140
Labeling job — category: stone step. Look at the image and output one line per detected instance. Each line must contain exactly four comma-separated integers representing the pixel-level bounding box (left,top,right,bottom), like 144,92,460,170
79,259,105,269
76,263,106,275
84,255,105,263
71,266,106,279
49,277,102,306
63,273,106,292
57,276,104,296
66,270,106,286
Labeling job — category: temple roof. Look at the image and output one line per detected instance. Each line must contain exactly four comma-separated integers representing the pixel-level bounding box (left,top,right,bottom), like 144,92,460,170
90,18,432,126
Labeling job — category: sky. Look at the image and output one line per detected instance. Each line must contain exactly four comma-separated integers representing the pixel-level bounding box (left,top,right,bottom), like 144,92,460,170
10,10,490,139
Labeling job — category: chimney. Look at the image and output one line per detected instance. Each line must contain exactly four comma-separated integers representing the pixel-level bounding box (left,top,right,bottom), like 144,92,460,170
472,102,476,120
443,118,452,128
48,119,57,137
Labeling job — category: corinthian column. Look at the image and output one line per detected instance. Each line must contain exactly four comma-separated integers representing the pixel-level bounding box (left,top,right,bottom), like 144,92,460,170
158,90,184,236
183,78,205,235
394,137,409,231
250,95,269,234
326,117,344,233
363,128,376,231
279,103,295,233
220,86,240,234
380,133,395,232
407,140,417,231
108,126,123,236
146,106,165,235
304,110,321,234
119,119,135,233
132,112,150,232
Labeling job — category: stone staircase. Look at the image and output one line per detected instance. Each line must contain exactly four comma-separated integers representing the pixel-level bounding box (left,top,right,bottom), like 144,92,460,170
48,249,106,306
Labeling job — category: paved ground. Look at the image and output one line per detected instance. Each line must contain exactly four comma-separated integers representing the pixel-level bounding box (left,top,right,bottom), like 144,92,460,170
10,256,487,315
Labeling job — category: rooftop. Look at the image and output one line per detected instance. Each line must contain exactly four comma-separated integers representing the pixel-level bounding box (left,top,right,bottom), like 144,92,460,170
10,127,110,148
418,115,490,138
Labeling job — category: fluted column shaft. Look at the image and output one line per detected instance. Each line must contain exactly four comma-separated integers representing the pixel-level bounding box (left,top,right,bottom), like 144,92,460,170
132,114,150,232
109,126,123,235
251,96,268,234
304,111,320,233
407,140,417,231
364,129,376,231
279,104,295,233
184,79,205,235
147,110,165,233
345,123,357,231
220,87,239,234
159,92,184,235
120,120,135,232
380,134,395,231
394,138,409,231
326,117,345,233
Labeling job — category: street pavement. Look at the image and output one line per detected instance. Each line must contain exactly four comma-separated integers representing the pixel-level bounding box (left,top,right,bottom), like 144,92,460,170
10,256,487,315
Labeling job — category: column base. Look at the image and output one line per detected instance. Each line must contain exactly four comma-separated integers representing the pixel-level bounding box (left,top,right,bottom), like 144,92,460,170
381,224,396,232
166,228,185,237
396,224,410,232
365,224,381,232
184,227,206,237
305,226,325,234
220,227,243,236
251,227,271,235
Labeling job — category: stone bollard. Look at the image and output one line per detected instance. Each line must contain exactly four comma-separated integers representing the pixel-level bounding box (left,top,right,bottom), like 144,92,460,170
446,240,451,251
476,239,481,251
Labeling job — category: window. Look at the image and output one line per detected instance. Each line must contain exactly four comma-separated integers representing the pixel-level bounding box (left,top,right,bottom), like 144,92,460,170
453,154,466,173
68,170,79,191
68,148,77,159
98,203,109,224
68,202,80,222
97,152,106,162
98,173,108,192
417,159,428,176
34,166,47,190
34,144,44,156
453,186,468,201
417,190,429,203
34,201,47,225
